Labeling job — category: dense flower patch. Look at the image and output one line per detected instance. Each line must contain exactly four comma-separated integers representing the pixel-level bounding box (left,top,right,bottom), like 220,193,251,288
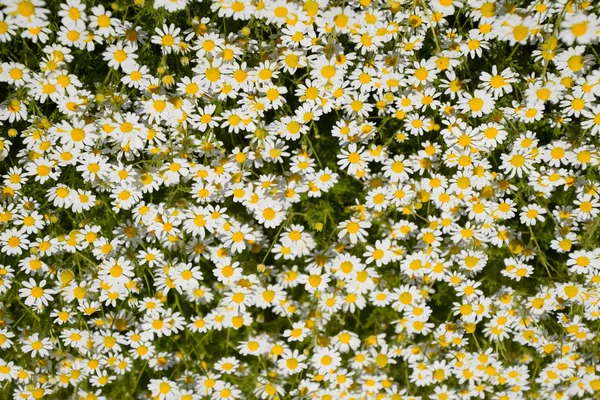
1,0,600,399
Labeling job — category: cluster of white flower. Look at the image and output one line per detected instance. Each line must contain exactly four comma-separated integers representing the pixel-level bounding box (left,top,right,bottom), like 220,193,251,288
1,0,600,399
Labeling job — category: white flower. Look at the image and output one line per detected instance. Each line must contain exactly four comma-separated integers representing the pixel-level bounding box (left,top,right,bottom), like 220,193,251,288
19,278,56,309
519,204,546,226
337,218,371,244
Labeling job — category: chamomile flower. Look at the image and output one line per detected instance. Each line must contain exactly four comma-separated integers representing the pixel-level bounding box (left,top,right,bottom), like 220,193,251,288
0,98,28,122
337,218,371,244
457,89,495,117
21,333,54,358
151,23,181,55
560,13,599,46
19,278,56,309
520,204,547,226
337,143,371,175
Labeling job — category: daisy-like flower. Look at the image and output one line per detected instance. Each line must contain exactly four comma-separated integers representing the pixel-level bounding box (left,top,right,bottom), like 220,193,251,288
58,0,87,24
57,20,87,49
254,199,286,229
3,0,51,28
148,378,181,400
170,262,203,293
0,12,17,42
560,13,599,46
457,89,495,117
222,223,255,254
151,23,181,54
501,257,533,281
51,119,97,149
212,381,242,400
190,104,219,132
121,63,152,89
14,210,44,234
21,333,54,358
0,227,30,256
103,42,138,71
21,22,52,43
405,58,438,86
337,218,371,244
141,94,174,123
573,194,600,222
382,155,412,182
154,0,189,12
496,14,540,45
311,347,342,375
363,239,392,267
214,0,254,21
500,150,536,178
283,321,310,342
19,278,56,309
554,45,594,76
0,98,28,122
89,4,118,37
5,59,28,84
277,349,307,375
70,189,96,213
519,204,546,226
479,65,517,99
337,143,371,176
